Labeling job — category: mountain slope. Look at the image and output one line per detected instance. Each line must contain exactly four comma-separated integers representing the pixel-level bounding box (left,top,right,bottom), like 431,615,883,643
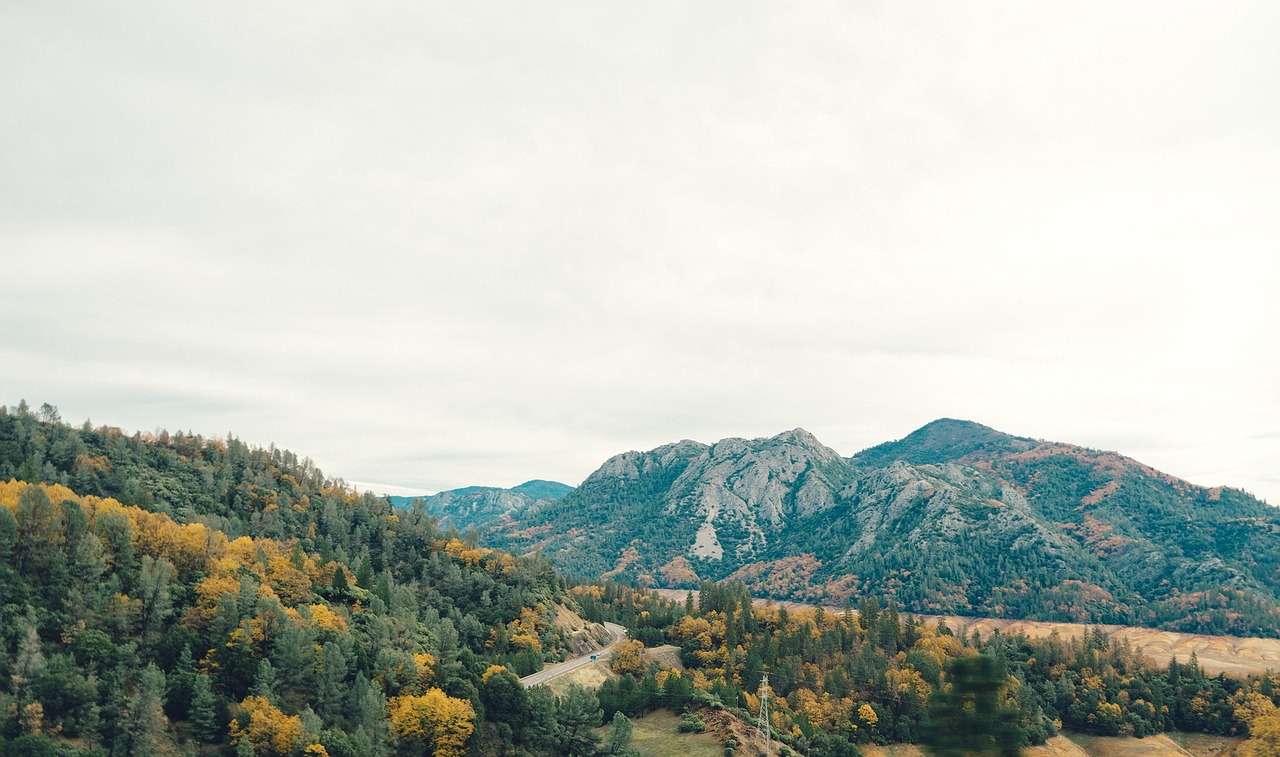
483,420,1280,636
390,479,574,530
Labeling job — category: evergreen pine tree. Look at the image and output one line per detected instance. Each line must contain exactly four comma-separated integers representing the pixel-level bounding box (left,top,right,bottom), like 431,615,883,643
115,663,167,757
605,711,637,755
251,659,278,704
556,684,603,757
0,502,16,560
165,645,198,720
355,557,375,590
189,674,223,743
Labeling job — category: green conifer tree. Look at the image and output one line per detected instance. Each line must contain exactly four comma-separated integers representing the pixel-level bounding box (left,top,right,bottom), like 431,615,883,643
189,674,223,743
115,663,167,757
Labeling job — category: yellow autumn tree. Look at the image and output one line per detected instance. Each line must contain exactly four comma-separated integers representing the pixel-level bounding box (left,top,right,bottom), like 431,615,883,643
268,554,313,604
611,639,648,677
794,688,832,729
413,653,437,687
388,688,476,757
1242,713,1280,757
444,537,490,567
669,615,712,645
507,606,544,653
309,603,349,633
1236,690,1279,728
887,667,932,709
230,696,306,756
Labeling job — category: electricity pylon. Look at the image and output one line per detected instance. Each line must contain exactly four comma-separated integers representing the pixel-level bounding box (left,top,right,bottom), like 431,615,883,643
756,671,772,755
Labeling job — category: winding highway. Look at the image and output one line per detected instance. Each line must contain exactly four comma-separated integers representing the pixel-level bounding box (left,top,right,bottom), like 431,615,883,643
520,622,628,688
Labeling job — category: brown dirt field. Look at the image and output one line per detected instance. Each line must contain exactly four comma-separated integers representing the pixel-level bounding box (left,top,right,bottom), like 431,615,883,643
647,644,685,671
701,707,769,756
863,743,929,757
654,590,1280,676
639,702,1229,757
1029,735,1092,757
859,733,1234,757
934,617,1280,677
1066,733,1194,757
544,657,616,696
1164,733,1242,757
860,740,1091,757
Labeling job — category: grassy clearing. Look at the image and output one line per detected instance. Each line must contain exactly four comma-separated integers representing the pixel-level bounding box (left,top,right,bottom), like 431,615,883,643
598,710,726,757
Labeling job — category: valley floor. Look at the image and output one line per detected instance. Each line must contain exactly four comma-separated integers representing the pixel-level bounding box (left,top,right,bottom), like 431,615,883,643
613,709,1242,757
864,733,1241,757
654,590,1280,676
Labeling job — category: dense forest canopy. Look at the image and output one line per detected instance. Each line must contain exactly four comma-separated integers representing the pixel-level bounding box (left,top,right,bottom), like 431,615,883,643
0,402,613,756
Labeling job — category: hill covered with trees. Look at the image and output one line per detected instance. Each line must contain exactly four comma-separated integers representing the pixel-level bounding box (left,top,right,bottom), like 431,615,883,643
0,402,609,756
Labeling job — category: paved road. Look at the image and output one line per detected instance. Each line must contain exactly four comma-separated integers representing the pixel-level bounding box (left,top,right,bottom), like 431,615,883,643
520,622,627,688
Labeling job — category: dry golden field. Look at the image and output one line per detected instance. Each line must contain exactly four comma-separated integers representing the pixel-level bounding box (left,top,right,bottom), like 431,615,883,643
654,590,1280,676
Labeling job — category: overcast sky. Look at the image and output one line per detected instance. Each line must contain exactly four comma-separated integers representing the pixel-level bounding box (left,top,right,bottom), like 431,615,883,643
3,2,1278,503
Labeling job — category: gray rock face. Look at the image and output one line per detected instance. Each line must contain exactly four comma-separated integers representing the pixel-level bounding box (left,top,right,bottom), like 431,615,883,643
585,440,709,484
428,488,532,524
837,462,1074,561
659,429,852,561
539,428,1066,567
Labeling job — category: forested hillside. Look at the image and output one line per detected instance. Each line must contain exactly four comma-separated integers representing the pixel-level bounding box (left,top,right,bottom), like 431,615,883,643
578,582,1280,757
0,402,607,756
476,421,1280,637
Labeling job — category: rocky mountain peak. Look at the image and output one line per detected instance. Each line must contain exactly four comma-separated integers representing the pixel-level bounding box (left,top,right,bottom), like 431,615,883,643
768,427,843,459
662,429,855,562
587,439,709,481
771,426,821,445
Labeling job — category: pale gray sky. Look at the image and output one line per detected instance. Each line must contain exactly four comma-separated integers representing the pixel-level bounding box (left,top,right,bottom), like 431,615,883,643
3,2,1278,502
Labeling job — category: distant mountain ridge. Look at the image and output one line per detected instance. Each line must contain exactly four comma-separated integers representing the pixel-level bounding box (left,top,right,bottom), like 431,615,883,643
463,420,1280,637
390,479,573,530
